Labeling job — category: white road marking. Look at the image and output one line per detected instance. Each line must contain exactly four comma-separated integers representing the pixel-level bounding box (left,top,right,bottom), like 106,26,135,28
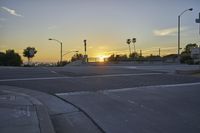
104,82,200,93
0,73,162,82
56,82,200,96
41,67,58,74
50,70,58,74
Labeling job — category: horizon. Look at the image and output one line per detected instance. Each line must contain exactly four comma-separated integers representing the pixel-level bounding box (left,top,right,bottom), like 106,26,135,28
0,0,200,62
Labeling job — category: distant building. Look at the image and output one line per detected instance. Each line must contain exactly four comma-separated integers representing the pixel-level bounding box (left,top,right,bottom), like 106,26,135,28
162,54,178,63
191,47,200,62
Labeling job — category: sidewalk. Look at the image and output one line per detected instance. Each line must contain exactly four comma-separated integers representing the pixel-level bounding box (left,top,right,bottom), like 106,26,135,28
0,86,55,133
0,86,103,133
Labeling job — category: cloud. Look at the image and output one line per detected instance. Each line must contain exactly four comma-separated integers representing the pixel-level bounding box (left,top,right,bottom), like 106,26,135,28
1,6,23,17
153,28,178,36
47,25,58,30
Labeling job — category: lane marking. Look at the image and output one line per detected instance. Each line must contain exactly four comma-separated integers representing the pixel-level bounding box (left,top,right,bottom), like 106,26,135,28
42,67,58,74
50,70,58,74
0,73,162,82
104,82,200,93
56,82,200,96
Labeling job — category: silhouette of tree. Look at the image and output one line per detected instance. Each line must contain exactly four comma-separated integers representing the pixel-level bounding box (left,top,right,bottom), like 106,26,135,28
23,47,37,64
180,43,197,64
129,52,139,59
108,54,128,62
0,52,6,65
1,50,23,66
108,54,116,62
71,53,84,62
126,39,131,55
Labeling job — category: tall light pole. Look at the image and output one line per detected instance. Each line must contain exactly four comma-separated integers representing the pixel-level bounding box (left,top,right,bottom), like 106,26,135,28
178,8,193,61
48,38,63,63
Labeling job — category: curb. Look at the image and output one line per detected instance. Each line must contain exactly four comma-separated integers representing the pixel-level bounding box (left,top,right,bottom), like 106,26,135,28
175,69,200,75
0,86,56,133
36,105,55,133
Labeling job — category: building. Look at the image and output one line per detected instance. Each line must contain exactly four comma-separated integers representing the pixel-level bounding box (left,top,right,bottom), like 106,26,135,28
191,47,200,63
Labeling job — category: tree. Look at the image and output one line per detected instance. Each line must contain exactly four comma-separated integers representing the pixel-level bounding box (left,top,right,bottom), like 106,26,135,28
108,54,116,62
107,54,128,62
0,52,6,65
23,47,37,64
180,43,197,64
129,52,139,59
71,53,84,62
2,50,22,66
126,39,131,55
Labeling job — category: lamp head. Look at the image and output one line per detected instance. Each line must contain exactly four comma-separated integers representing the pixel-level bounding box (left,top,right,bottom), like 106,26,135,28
188,8,193,11
48,38,52,40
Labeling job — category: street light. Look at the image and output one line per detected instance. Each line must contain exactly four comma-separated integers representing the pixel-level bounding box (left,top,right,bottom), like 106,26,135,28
48,38,63,63
178,8,193,61
62,51,79,57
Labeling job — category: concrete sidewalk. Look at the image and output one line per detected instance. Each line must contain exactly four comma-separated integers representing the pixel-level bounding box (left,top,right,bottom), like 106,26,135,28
0,87,55,133
0,86,103,133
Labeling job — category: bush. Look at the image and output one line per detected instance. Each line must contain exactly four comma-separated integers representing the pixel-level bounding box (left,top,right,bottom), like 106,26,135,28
0,50,23,66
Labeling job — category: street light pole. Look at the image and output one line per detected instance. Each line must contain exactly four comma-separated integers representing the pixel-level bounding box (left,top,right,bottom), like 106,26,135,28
48,38,63,63
62,51,79,57
178,15,180,56
177,8,193,62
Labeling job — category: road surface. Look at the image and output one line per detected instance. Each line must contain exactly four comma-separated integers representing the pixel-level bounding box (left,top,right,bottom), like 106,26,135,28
0,65,200,133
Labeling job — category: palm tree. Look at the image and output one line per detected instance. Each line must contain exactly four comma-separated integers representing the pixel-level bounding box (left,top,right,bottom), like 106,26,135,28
126,39,131,56
23,47,37,65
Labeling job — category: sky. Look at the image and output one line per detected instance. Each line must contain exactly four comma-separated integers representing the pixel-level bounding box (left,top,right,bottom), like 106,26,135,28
0,0,200,62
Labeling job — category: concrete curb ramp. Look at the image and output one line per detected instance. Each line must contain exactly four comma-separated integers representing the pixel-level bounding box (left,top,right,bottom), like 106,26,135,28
0,85,103,133
0,86,54,133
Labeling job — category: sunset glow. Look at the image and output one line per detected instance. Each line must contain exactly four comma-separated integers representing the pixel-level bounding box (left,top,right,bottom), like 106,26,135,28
96,55,109,62
0,0,199,62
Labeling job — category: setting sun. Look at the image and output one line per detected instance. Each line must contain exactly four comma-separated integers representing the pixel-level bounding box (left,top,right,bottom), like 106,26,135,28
96,55,109,62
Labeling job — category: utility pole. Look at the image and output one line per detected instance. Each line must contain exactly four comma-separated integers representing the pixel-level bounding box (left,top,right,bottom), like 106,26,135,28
140,50,142,57
84,40,87,55
83,39,87,63
159,48,161,57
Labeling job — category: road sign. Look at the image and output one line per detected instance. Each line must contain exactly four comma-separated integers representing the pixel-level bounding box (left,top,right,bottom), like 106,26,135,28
29,49,35,57
196,13,200,35
196,13,200,23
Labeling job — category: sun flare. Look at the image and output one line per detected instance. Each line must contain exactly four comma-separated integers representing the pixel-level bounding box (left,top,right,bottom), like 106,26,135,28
96,55,109,62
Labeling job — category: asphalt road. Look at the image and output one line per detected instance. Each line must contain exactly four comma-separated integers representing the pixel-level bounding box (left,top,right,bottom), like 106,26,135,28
0,66,200,94
1,65,200,133
58,83,200,133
